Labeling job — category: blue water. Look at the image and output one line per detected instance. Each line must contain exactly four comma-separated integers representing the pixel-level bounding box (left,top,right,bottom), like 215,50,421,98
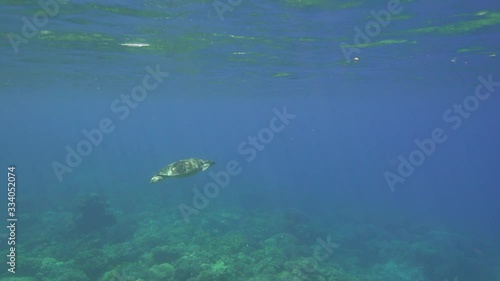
1,0,500,280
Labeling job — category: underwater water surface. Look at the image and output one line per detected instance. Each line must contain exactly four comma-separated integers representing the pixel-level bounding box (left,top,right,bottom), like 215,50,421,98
1,0,500,280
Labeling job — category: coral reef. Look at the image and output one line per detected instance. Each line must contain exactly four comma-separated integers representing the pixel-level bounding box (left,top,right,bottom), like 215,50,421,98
2,197,498,281
74,193,116,233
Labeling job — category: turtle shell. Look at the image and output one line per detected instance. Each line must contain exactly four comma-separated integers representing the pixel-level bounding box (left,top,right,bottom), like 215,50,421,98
161,158,204,178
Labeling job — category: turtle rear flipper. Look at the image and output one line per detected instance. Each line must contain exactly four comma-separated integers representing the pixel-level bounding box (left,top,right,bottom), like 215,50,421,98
201,160,215,171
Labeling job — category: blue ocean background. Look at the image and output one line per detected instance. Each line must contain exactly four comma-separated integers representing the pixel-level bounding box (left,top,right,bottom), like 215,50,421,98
1,0,499,280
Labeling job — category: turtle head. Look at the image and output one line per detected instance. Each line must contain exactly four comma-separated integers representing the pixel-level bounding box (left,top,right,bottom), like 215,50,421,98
201,160,215,171
150,175,163,183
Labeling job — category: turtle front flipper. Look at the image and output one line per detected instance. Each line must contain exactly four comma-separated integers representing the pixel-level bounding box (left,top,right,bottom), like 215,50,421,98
150,175,164,183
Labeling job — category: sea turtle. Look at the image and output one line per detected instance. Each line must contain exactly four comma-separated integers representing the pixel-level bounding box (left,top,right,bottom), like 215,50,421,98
150,158,215,183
